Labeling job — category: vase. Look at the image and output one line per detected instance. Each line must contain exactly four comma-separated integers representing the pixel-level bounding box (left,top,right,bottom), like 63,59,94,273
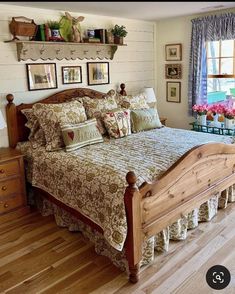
224,118,235,129
197,114,207,125
213,113,221,128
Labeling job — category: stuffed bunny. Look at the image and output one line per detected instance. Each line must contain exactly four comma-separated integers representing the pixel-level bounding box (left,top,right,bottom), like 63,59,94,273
64,12,84,43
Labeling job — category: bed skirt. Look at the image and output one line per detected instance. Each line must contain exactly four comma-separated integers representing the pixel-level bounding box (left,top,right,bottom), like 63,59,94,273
34,185,235,273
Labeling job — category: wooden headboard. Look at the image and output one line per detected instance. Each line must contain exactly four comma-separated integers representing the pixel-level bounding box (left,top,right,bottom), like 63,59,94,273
6,84,126,148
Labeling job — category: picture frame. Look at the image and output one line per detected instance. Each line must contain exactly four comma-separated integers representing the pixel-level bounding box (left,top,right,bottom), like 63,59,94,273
26,63,57,91
166,82,181,103
87,62,110,86
165,44,182,61
165,64,182,79
62,66,82,84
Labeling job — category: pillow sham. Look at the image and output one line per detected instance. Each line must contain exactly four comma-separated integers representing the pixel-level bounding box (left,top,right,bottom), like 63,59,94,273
116,93,149,110
61,118,103,152
103,109,131,139
21,108,46,148
33,100,87,151
130,108,162,133
79,93,118,135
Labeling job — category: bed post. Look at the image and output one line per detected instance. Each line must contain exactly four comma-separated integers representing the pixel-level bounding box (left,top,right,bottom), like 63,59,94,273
6,94,18,148
124,171,142,283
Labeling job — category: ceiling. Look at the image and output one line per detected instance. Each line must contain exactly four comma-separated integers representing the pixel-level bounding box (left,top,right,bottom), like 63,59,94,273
1,2,235,21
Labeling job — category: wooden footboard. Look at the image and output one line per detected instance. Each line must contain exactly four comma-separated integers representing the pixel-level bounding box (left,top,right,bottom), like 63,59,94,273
124,142,235,283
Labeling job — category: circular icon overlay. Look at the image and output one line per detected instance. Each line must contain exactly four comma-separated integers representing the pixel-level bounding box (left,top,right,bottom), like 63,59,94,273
206,265,231,290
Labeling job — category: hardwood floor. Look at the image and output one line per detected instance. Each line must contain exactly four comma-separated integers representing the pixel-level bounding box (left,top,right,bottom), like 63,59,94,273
0,204,234,294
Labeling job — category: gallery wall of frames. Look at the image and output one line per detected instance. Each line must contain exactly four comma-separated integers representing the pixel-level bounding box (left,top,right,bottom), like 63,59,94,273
165,43,182,103
26,62,110,91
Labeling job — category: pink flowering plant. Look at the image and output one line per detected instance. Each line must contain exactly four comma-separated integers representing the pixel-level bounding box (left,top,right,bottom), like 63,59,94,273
192,104,208,115
224,107,235,119
208,103,225,115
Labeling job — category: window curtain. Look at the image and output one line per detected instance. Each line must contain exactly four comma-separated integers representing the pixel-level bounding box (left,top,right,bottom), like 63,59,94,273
188,13,235,115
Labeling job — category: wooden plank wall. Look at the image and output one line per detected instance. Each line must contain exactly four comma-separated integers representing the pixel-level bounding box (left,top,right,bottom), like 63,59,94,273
0,4,156,147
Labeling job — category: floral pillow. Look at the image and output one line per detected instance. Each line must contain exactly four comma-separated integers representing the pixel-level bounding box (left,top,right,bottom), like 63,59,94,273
21,108,46,148
80,93,118,135
116,93,150,110
33,100,87,151
103,109,131,139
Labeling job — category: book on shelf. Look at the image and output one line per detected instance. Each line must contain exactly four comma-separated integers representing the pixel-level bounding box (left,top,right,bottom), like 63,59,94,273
33,25,41,41
33,24,46,41
83,37,101,43
40,24,46,41
45,24,51,41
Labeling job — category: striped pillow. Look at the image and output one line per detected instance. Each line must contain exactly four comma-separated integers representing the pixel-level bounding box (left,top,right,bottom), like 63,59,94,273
61,119,103,152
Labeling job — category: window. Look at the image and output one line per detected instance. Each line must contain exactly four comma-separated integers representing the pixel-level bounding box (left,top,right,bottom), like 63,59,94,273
207,40,235,105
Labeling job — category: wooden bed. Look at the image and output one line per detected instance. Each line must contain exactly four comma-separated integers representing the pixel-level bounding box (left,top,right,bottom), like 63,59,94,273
5,88,235,283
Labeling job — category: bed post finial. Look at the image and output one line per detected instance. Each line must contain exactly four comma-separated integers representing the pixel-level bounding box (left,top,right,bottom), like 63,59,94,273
6,94,14,104
126,171,137,188
6,94,18,148
120,83,126,96
124,170,142,283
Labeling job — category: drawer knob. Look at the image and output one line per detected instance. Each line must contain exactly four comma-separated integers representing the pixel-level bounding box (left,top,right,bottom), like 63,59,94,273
0,169,4,174
2,186,7,191
4,203,9,208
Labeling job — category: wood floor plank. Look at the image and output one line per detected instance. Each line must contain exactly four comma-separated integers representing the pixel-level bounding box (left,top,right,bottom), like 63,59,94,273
0,203,234,293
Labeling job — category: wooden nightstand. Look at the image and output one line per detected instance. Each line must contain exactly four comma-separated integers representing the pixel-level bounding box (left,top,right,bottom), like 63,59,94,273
160,117,167,126
0,148,27,215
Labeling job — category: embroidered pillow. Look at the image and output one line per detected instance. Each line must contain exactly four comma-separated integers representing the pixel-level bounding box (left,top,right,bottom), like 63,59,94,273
21,108,46,148
103,109,131,138
116,93,149,110
61,118,103,152
130,108,162,133
33,100,87,151
80,93,118,135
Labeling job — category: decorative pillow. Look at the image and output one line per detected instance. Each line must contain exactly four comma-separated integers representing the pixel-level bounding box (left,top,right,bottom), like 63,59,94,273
79,93,118,135
103,109,131,138
116,93,150,110
21,108,46,148
130,108,162,133
61,118,104,152
33,100,87,151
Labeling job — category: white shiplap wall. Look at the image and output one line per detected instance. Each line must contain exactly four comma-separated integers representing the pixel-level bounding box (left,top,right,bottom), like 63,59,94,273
0,4,155,147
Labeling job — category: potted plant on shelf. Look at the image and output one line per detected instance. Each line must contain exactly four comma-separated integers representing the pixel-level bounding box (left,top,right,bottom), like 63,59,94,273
192,104,208,125
111,24,128,45
47,21,61,38
224,107,235,129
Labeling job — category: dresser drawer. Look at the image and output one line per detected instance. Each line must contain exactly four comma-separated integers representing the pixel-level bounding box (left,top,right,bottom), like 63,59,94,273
0,194,24,214
0,178,22,197
0,160,19,179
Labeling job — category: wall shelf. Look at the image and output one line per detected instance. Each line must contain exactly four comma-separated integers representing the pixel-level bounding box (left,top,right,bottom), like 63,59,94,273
6,40,127,61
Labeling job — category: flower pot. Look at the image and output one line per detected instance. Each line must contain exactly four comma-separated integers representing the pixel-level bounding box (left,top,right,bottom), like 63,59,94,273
114,36,123,45
213,113,221,128
197,114,207,125
224,118,235,129
51,29,60,38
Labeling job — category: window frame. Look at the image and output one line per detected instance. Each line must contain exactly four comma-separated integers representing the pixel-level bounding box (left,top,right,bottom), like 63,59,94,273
207,40,235,78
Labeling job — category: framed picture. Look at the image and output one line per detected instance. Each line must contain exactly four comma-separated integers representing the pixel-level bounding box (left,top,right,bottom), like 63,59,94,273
62,66,82,84
26,63,57,91
87,62,110,85
166,82,181,103
165,64,182,79
165,44,182,61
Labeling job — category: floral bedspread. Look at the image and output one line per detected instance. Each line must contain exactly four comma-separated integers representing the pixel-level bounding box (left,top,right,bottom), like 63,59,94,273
18,127,233,251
